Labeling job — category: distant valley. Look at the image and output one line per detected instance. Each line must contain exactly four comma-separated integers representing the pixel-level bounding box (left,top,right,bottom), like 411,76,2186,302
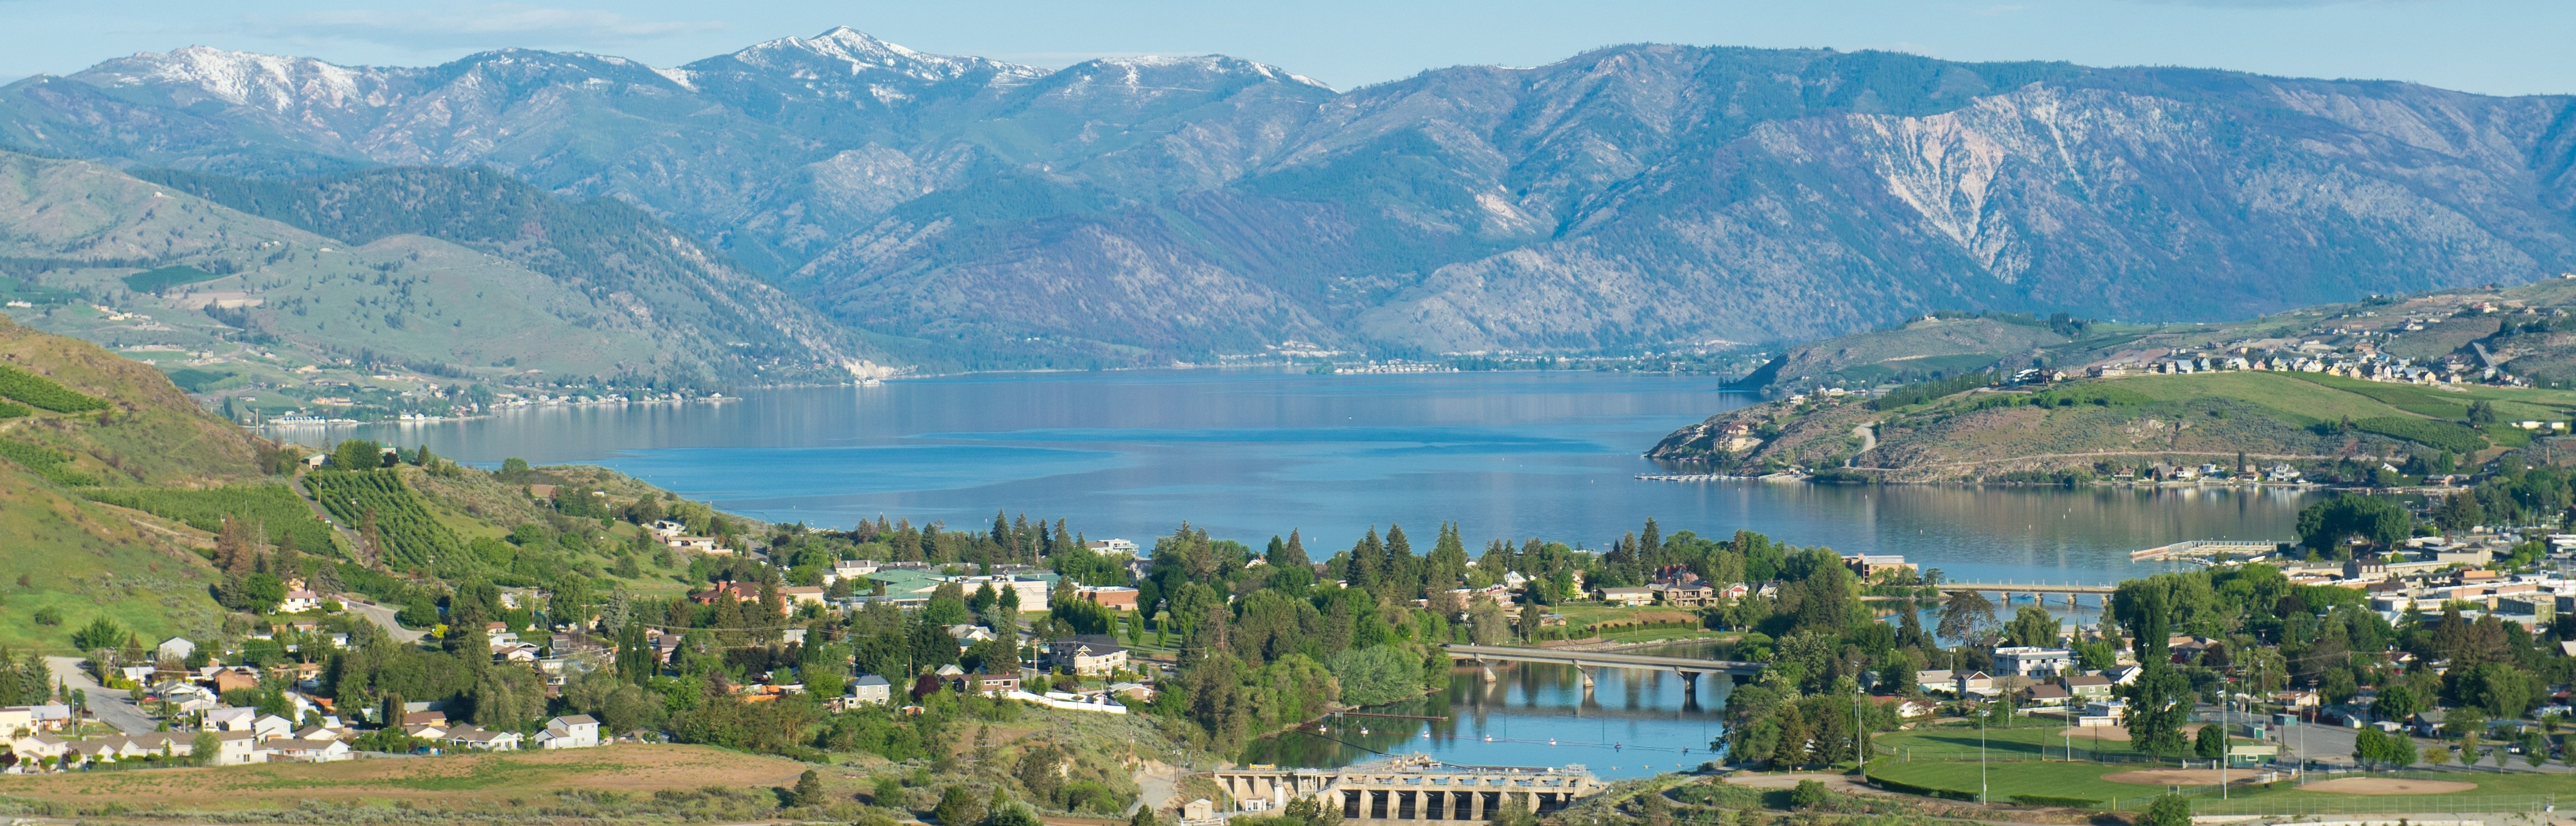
5,29,2576,372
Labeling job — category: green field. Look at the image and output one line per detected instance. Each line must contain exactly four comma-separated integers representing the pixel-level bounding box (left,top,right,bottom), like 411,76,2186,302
1866,759,2172,806
1875,722,2148,760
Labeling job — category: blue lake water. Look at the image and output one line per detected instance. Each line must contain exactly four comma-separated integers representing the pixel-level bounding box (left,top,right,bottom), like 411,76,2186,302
306,367,2308,772
332,368,2309,584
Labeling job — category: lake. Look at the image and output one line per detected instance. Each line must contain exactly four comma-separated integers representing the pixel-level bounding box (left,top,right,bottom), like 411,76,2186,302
327,368,2310,585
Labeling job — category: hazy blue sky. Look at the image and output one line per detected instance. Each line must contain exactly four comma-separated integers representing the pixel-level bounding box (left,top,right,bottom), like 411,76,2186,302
7,1,2574,96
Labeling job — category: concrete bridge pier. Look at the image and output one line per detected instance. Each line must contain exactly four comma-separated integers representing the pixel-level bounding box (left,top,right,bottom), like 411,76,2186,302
1577,665,1595,689
1480,662,1497,683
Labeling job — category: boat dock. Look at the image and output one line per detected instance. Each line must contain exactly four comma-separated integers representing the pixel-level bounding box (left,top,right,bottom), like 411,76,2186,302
2131,539,2292,562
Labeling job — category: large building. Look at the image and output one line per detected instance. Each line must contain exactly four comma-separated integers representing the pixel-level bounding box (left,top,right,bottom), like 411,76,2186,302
1992,646,2074,679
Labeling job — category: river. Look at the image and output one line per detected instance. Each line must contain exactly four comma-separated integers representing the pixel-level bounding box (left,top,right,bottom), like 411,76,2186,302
313,367,2309,584
1237,642,1733,781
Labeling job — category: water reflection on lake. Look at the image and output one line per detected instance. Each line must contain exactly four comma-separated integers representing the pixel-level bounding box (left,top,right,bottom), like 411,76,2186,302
1240,643,1731,781
319,369,2313,586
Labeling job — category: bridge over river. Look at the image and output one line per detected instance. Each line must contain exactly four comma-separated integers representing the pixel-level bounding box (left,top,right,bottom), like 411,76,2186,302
1441,644,1763,690
1209,754,1601,822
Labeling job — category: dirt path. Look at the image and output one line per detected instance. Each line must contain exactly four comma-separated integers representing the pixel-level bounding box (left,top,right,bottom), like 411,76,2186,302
1131,761,1181,816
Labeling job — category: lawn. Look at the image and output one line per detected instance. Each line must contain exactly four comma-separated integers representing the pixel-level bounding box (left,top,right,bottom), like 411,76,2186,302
1865,758,2172,806
1875,722,2146,761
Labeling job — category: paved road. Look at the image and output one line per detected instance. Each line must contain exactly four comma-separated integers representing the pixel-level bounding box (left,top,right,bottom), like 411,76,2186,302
344,599,428,643
43,656,156,734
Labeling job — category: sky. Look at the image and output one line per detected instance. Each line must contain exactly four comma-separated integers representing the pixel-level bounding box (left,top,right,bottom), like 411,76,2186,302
4,1,2575,97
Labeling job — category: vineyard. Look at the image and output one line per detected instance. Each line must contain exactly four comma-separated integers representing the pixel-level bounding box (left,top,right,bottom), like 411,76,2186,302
0,439,98,486
86,485,339,555
0,364,109,413
303,470,462,571
2349,416,2487,454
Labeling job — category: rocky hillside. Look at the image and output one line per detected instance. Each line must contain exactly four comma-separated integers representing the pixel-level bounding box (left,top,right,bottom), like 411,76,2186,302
6,31,2576,366
0,151,878,397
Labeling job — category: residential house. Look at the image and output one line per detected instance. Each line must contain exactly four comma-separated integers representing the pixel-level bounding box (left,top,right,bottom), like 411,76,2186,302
2083,699,2129,726
2061,674,2115,701
1953,672,1997,698
781,586,827,607
252,714,295,740
1914,670,1954,693
846,675,894,706
211,731,266,765
1109,682,1160,703
1654,582,1719,608
10,732,68,761
157,637,197,662
211,668,260,694
1049,635,1131,677
971,673,1022,695
536,715,601,749
2016,683,2073,708
445,726,523,751
205,707,258,732
1592,587,1655,607
2410,710,2447,738
265,738,352,763
947,624,998,645
280,590,322,613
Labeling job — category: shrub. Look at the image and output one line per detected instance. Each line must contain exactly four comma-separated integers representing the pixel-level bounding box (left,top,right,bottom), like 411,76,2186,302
1789,780,1828,809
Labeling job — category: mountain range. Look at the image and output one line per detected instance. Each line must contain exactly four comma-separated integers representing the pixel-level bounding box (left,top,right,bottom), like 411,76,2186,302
7,29,2576,368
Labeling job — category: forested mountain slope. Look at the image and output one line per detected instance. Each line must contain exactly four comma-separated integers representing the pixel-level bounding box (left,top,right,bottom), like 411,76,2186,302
6,30,2576,366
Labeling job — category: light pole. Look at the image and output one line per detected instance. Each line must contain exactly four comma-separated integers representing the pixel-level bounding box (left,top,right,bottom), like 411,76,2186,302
1980,702,1989,805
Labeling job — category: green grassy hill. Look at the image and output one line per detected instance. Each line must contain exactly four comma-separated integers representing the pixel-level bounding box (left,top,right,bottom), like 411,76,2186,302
1653,368,2576,483
0,314,277,647
0,315,752,649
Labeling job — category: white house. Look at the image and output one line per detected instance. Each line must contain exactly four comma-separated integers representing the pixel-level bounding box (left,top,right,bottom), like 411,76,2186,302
847,674,893,706
444,726,522,750
211,731,266,765
251,714,296,739
280,590,322,612
536,715,600,749
1592,586,1655,607
1992,646,2074,679
264,738,351,763
157,637,197,662
204,707,257,732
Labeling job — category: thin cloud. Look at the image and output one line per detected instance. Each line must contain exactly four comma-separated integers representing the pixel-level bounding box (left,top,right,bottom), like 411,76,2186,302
241,4,723,51
2122,0,2420,7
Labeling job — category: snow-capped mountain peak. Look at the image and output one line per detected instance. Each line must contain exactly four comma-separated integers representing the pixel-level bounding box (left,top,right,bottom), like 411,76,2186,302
86,45,385,112
721,26,1044,83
